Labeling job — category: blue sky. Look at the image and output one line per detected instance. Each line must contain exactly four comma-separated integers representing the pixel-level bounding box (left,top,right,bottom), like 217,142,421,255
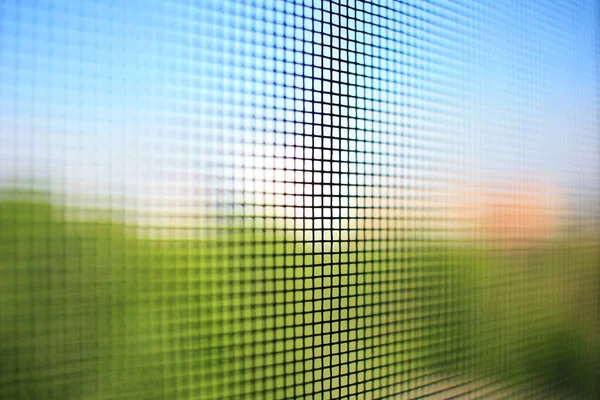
0,0,598,217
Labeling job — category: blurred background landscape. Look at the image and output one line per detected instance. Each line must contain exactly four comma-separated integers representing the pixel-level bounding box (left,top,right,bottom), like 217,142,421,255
1,0,599,399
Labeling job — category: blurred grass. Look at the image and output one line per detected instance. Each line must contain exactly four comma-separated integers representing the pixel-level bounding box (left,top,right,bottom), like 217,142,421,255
0,191,598,399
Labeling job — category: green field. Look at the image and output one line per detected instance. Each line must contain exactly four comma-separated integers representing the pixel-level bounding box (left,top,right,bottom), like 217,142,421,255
0,192,598,399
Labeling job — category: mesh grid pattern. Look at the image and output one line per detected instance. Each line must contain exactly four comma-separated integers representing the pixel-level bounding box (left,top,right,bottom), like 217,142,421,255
0,0,599,399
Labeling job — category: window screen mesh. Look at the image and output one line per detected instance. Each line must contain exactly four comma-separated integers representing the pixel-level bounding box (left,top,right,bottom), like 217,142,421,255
0,0,599,399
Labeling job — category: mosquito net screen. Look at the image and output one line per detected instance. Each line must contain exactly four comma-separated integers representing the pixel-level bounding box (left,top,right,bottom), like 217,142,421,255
0,0,598,399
